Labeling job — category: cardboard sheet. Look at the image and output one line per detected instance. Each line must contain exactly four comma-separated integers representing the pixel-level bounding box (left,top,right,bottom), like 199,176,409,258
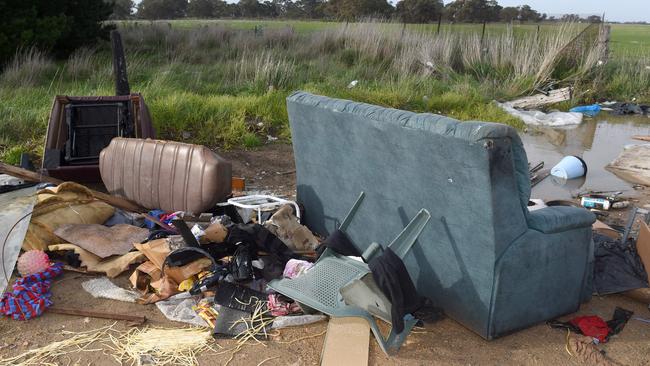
48,243,145,278
320,317,369,366
636,221,650,278
54,224,149,258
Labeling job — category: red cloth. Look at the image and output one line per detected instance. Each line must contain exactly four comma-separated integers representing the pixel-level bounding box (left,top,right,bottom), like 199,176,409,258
569,315,610,343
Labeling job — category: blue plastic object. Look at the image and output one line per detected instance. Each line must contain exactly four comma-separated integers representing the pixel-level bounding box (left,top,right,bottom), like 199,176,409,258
569,104,601,117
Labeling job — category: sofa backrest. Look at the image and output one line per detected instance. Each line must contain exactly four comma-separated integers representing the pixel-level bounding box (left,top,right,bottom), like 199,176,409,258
287,91,532,332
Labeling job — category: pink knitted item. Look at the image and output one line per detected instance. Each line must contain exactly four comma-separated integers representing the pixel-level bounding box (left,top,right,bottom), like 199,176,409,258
17,250,50,277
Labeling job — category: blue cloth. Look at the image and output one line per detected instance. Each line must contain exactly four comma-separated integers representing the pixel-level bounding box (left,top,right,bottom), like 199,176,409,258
0,262,64,320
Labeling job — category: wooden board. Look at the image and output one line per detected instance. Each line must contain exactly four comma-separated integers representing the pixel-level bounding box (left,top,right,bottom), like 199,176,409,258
632,135,650,142
0,162,145,212
321,317,370,366
507,87,572,109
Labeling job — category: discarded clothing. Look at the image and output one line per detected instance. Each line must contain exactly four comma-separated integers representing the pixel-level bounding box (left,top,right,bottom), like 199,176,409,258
0,262,63,320
607,307,634,336
283,259,314,279
316,229,361,259
611,102,649,115
268,293,301,316
570,316,610,343
368,248,421,333
226,223,297,267
264,205,319,251
497,102,583,126
549,307,633,343
593,233,648,295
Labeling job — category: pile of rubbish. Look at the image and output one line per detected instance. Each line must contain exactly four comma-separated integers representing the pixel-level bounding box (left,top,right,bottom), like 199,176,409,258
497,86,650,128
0,134,435,363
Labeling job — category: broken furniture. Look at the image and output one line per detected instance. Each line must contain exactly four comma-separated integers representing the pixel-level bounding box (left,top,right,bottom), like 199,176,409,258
42,94,155,182
268,192,432,354
226,195,300,224
41,30,155,183
286,91,597,340
99,137,232,214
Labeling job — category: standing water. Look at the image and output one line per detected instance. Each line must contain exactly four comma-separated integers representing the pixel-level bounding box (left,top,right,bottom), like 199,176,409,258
521,116,650,200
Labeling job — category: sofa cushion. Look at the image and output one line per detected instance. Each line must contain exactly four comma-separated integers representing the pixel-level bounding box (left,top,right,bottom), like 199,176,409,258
528,206,596,234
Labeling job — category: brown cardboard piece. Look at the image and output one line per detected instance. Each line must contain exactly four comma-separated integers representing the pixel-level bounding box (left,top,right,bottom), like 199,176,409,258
133,238,170,269
593,220,620,240
54,224,149,258
201,222,228,244
48,243,145,278
636,221,650,278
320,317,369,366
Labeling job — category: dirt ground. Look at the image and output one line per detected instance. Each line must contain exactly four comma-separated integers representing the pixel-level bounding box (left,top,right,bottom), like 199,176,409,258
1,142,650,366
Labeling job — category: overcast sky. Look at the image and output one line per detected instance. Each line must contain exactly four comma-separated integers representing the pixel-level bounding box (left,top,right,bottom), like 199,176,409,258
442,0,647,23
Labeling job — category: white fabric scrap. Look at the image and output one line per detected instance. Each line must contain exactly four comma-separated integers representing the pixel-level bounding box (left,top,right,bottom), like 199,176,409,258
497,102,583,127
155,293,208,328
81,277,139,303
272,314,328,329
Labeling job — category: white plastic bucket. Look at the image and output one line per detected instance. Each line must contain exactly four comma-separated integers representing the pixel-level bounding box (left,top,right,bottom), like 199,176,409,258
550,156,587,180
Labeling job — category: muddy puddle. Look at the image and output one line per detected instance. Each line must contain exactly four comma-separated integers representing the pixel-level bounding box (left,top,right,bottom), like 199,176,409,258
521,115,650,200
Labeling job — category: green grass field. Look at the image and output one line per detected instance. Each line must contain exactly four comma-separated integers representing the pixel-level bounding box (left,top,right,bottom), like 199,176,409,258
122,19,650,56
610,24,650,57
1,20,648,164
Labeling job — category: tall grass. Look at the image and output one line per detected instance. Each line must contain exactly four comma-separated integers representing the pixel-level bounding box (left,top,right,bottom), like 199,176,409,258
1,47,56,87
0,20,648,164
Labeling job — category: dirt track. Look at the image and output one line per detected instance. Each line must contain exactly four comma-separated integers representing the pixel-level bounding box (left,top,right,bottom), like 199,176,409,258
1,143,649,366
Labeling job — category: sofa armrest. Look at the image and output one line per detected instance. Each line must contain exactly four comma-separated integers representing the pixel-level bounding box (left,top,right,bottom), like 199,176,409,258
528,206,596,234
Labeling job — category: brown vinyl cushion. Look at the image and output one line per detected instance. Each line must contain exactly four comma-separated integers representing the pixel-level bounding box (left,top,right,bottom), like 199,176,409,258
100,138,232,213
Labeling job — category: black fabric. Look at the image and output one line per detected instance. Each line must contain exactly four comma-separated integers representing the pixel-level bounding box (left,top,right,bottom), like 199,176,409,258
226,223,297,265
368,248,421,333
316,229,361,259
593,233,648,295
607,307,634,336
611,102,649,115
547,319,581,333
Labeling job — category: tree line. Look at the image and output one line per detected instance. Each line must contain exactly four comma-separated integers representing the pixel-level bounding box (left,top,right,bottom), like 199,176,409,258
114,0,601,24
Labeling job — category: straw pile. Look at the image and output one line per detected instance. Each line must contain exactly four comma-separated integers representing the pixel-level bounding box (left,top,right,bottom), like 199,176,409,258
108,326,216,366
0,323,116,366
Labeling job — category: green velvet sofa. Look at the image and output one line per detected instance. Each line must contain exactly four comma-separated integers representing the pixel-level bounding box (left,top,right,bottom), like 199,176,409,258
287,91,596,339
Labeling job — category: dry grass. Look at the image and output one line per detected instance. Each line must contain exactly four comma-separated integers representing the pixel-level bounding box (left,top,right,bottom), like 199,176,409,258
1,47,56,88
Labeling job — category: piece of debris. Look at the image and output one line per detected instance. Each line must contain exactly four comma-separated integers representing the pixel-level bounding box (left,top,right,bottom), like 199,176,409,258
81,277,139,303
551,156,587,180
48,306,146,325
606,144,650,186
569,104,602,117
505,87,572,109
496,102,582,126
54,224,149,258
